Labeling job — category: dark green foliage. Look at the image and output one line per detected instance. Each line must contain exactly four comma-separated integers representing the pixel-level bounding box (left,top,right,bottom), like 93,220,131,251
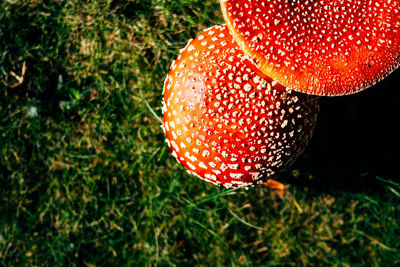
1,1,399,266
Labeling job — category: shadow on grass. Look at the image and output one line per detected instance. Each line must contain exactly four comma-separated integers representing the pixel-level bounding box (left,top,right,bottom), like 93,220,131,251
284,67,400,195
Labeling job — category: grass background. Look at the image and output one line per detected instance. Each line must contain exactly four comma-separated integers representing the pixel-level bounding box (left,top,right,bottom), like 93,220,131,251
1,0,400,266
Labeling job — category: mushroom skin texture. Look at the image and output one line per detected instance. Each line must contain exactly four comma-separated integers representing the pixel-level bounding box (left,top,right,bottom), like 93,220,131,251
162,25,319,188
221,0,400,96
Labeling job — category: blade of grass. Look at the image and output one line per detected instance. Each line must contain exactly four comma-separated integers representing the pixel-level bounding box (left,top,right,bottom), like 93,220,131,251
227,207,270,231
144,99,163,124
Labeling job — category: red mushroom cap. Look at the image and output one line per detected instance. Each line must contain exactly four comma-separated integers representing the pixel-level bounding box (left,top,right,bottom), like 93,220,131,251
221,0,400,96
163,25,318,188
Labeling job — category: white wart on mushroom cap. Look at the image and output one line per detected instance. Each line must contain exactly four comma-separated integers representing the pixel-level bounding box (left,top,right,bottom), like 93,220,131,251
221,0,400,96
163,25,319,188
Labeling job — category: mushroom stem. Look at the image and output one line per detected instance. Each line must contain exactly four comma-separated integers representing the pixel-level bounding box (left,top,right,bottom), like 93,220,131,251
263,179,285,195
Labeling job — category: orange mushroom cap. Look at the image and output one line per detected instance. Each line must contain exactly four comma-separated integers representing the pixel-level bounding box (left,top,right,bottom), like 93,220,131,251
221,0,400,96
162,25,319,188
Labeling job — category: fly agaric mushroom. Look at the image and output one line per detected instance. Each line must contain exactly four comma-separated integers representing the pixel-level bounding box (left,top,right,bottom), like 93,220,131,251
221,0,400,96
162,25,319,188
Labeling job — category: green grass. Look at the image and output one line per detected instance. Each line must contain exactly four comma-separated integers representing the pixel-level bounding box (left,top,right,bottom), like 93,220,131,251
1,0,400,266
